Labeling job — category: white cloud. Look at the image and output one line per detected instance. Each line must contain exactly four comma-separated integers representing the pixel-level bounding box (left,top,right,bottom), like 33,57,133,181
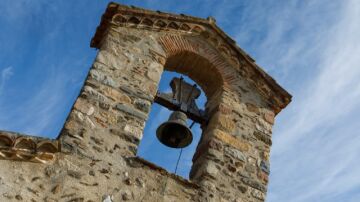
207,0,360,201
231,0,360,201
0,64,84,138
0,66,13,96
0,1,93,138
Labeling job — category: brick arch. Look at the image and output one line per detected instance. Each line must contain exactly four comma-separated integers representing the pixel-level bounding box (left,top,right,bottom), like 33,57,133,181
158,35,238,99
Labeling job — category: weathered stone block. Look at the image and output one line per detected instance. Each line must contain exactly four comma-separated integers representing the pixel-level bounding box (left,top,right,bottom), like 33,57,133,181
253,131,272,146
89,69,118,88
218,103,232,115
207,148,223,161
241,178,267,192
102,87,132,104
208,112,235,133
145,81,158,96
204,162,219,178
256,118,272,134
224,147,246,162
73,99,91,115
208,139,223,151
134,99,151,113
263,111,275,124
245,103,260,114
245,164,256,173
83,86,108,103
115,104,148,120
120,85,153,102
146,69,161,82
212,129,250,152
124,124,143,140
250,187,266,201
261,151,270,161
260,160,270,174
96,50,127,70
257,171,269,183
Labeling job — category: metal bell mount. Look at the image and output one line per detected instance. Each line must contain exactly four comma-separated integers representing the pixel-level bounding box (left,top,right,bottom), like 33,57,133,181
154,77,208,149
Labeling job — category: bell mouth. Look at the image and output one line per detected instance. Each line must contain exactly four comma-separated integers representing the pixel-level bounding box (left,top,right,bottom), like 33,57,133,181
156,121,193,148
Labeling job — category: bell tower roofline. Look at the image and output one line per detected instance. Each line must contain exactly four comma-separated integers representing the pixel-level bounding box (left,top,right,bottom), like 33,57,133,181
91,2,292,114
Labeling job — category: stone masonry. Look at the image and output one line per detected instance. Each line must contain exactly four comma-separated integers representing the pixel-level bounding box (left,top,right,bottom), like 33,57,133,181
0,3,291,202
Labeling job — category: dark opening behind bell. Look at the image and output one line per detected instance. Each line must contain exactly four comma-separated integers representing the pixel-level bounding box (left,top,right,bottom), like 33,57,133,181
156,111,193,148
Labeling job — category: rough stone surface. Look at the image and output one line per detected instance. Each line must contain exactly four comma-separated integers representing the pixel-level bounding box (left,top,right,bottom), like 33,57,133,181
0,2,291,202
213,129,250,152
224,147,246,162
115,103,148,120
263,112,275,124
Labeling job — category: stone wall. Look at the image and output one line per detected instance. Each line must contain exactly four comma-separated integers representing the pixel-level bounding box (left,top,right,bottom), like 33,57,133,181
0,3,291,202
0,133,198,202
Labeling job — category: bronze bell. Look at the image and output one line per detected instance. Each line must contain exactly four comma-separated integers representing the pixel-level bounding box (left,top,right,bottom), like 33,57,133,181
156,111,193,148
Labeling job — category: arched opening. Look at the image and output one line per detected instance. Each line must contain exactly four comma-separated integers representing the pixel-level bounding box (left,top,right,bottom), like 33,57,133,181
137,50,224,179
165,51,224,100
137,71,206,178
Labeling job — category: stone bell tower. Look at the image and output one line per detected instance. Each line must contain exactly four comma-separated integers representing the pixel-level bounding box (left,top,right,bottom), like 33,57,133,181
0,2,291,202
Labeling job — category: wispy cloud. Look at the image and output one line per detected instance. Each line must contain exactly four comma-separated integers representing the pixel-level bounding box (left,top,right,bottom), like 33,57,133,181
0,66,13,96
228,1,360,201
205,0,360,201
0,64,85,138
0,1,93,138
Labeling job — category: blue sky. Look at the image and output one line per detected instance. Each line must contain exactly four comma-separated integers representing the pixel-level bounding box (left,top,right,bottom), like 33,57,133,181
0,0,359,201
